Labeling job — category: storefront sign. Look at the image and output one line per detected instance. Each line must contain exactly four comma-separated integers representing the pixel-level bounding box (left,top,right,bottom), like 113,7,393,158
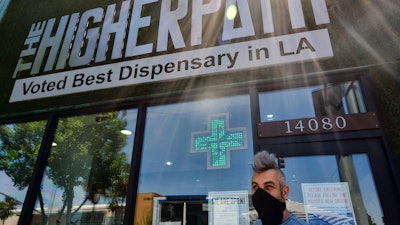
258,112,379,138
302,183,357,225
10,0,333,102
208,190,249,225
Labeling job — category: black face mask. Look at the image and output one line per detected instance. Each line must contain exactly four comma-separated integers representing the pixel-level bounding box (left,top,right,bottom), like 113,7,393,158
252,188,286,225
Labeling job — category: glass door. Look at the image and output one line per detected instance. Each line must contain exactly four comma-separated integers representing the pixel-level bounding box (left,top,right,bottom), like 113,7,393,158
281,154,382,225
256,79,400,224
262,140,388,225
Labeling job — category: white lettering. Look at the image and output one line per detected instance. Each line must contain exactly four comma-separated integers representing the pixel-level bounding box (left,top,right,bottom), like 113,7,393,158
55,13,80,70
288,0,305,29
222,0,255,40
157,0,187,52
13,21,46,78
261,0,274,33
69,8,103,67
95,1,131,63
191,0,221,46
12,0,331,78
312,0,330,24
31,16,69,75
125,0,157,57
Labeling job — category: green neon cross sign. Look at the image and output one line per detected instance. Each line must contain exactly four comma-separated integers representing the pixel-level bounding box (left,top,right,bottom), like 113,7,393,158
191,113,247,169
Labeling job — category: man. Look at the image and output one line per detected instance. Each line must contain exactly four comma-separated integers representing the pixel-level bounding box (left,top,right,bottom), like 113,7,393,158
251,151,307,225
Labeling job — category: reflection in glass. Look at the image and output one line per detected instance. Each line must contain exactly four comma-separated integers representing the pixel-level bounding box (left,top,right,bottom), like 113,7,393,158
259,81,366,122
31,110,137,225
135,95,254,225
0,0,11,22
0,120,47,224
282,154,384,225
311,81,366,116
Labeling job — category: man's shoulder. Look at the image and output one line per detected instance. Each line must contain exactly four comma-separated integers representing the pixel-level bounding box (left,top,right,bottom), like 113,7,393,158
252,219,262,225
252,214,307,225
281,213,308,225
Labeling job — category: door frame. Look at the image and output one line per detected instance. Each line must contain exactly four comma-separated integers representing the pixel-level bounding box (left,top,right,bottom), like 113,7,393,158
258,137,400,224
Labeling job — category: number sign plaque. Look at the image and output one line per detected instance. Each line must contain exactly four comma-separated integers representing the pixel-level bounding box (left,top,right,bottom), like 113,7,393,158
258,112,379,138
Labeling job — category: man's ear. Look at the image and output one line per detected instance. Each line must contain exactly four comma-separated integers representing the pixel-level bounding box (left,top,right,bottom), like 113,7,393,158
283,185,290,200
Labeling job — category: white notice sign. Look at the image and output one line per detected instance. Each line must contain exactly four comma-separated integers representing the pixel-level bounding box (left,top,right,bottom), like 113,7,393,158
302,182,357,225
208,190,249,225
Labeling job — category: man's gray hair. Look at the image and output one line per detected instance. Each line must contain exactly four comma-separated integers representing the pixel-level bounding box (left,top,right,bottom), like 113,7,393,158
252,151,286,188
252,150,280,172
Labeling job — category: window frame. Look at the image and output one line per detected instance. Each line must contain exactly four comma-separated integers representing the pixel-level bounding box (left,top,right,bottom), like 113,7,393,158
1,72,398,225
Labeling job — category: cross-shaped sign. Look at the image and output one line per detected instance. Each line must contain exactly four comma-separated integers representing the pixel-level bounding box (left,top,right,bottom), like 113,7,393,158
191,113,247,169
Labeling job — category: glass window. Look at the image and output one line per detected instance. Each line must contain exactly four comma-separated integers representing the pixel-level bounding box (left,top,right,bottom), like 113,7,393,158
30,109,137,225
259,81,367,122
282,154,384,225
0,120,47,225
0,0,11,22
135,95,254,225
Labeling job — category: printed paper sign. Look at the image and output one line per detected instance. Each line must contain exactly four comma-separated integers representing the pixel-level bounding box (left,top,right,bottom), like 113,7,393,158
302,183,357,225
208,190,249,225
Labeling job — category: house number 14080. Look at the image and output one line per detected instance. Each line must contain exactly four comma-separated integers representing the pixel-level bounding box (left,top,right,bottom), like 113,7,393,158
284,116,347,133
